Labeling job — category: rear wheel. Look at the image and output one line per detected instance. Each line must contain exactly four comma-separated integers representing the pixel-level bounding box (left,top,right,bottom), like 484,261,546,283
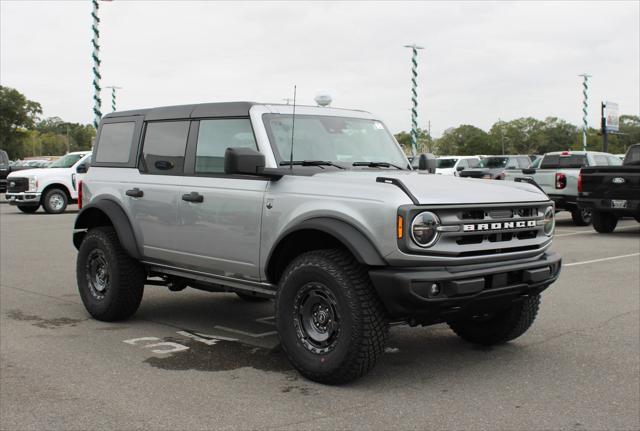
448,295,540,345
77,226,145,321
42,188,68,214
570,207,592,226
592,211,618,233
17,205,38,213
276,249,388,384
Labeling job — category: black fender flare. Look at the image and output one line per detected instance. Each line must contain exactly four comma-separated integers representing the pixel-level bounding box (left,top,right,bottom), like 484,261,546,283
73,199,141,259
267,217,387,269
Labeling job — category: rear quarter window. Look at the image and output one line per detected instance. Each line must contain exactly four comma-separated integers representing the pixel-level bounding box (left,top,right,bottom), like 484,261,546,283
95,122,136,163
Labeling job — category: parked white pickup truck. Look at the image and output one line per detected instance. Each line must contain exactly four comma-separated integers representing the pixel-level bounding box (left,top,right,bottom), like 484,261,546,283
504,151,621,225
5,151,91,214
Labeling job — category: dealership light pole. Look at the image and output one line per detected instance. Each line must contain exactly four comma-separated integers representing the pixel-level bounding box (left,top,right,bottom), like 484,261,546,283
105,85,122,112
578,73,591,151
404,44,424,156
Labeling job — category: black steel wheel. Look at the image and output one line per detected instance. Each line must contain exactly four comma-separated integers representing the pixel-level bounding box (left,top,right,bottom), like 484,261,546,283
293,282,342,354
276,249,388,384
77,226,145,321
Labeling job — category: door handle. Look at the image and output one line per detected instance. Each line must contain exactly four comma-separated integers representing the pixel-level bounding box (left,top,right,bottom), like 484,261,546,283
182,191,204,203
126,188,144,198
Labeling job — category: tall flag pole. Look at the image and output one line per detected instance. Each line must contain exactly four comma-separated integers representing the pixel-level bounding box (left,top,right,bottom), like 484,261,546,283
578,73,592,151
403,44,424,156
91,0,102,129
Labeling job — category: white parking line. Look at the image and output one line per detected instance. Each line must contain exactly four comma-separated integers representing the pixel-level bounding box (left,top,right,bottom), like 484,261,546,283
555,225,639,237
564,253,640,267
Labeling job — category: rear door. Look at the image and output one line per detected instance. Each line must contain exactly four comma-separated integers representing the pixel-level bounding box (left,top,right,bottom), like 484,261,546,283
130,120,190,263
174,118,268,281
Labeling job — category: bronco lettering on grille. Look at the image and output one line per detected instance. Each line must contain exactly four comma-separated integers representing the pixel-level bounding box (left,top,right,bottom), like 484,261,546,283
463,220,536,232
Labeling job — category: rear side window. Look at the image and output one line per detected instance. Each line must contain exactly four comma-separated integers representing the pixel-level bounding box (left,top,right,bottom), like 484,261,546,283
95,122,136,163
195,119,257,174
141,121,190,175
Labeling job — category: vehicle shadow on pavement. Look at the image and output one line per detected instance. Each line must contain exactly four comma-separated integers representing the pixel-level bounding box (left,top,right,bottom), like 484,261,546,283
132,290,541,386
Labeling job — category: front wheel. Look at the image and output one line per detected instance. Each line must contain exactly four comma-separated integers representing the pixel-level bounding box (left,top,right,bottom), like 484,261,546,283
571,207,592,226
77,226,146,321
592,211,618,233
42,188,68,214
448,295,540,345
17,205,39,213
276,249,389,384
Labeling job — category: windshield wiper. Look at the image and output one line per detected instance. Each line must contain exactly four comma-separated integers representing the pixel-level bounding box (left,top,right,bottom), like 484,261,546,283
352,161,404,170
280,160,345,169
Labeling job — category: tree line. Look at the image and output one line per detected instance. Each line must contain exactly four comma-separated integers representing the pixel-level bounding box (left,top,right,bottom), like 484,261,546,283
394,115,639,156
1,85,638,160
0,86,95,160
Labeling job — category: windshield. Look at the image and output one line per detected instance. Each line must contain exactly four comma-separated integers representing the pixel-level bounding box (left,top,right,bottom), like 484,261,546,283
262,114,409,169
478,157,508,168
436,158,457,169
48,153,84,168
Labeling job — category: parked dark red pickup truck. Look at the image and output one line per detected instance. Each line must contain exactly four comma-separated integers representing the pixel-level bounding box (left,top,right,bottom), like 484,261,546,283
578,144,640,233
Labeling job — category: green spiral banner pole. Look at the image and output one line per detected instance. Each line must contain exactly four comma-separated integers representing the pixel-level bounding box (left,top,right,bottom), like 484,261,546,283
91,0,102,129
578,73,591,151
404,44,424,156
105,86,122,112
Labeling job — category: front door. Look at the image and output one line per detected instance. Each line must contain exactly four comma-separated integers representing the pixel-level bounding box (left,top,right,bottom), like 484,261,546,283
174,118,267,281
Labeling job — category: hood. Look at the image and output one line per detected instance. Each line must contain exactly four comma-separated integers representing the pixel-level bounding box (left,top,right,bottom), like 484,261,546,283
312,170,547,205
7,168,49,178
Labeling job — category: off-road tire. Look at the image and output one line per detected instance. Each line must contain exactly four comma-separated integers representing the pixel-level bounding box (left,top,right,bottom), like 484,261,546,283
42,188,68,214
77,226,145,321
235,291,270,302
276,249,388,384
448,294,540,345
592,211,618,233
17,205,38,213
570,207,592,226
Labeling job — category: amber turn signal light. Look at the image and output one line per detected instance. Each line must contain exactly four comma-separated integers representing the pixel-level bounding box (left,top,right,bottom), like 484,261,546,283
397,215,404,239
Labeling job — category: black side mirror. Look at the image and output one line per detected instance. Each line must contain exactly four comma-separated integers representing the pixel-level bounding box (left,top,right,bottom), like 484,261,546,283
224,147,266,176
456,165,465,172
417,153,437,173
76,164,88,174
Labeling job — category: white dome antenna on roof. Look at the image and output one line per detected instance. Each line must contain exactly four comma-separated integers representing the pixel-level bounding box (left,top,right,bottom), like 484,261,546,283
314,93,332,107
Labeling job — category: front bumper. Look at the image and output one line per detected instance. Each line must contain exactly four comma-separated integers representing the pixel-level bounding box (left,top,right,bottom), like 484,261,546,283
369,251,561,322
5,192,41,206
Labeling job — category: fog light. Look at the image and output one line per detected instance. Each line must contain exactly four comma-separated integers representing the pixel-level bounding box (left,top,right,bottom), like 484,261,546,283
430,283,441,296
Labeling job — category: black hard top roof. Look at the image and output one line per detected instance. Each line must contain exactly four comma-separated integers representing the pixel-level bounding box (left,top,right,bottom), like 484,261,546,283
103,102,257,121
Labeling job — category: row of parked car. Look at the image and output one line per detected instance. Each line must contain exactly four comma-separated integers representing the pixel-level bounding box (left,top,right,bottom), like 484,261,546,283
1,149,91,213
429,148,638,231
2,145,638,231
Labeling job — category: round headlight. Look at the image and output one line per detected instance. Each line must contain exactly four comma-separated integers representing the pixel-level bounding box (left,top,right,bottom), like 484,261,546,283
543,206,555,236
411,211,440,247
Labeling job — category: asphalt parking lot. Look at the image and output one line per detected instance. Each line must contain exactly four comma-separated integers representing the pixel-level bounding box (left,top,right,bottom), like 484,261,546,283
1,202,639,430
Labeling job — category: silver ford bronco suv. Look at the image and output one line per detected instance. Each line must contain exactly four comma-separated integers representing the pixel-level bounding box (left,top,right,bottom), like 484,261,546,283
74,102,561,384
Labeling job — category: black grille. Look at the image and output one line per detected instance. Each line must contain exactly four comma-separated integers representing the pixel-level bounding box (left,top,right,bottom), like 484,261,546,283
7,177,28,193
